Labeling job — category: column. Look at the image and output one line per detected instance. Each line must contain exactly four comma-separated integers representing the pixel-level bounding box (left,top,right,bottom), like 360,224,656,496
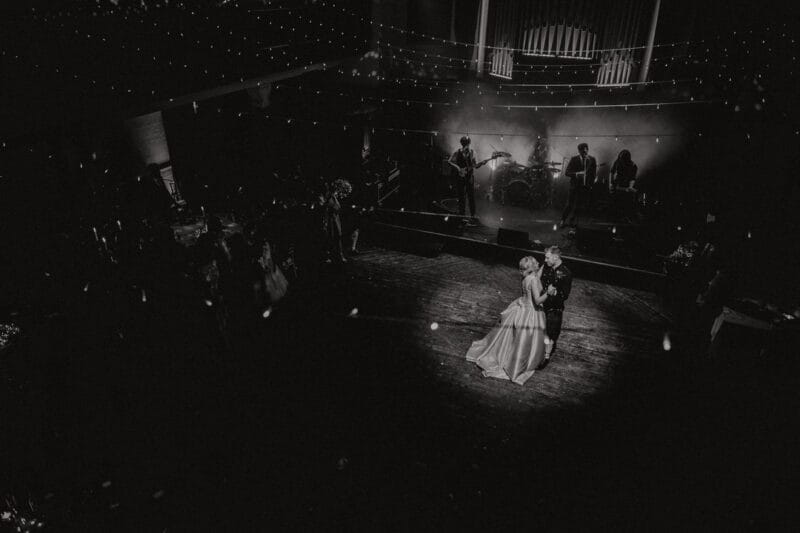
124,110,184,205
638,0,661,85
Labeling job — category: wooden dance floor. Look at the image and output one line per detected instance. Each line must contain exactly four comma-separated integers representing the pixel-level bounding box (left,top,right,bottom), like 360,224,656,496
279,245,797,530
7,246,796,530
343,246,671,414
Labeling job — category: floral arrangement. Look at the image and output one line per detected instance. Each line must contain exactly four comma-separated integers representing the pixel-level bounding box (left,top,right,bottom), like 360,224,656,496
0,323,21,351
1,497,45,531
332,178,352,199
663,241,699,274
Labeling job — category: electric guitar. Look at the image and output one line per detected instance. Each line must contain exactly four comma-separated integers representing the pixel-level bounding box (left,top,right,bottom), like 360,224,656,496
451,150,511,178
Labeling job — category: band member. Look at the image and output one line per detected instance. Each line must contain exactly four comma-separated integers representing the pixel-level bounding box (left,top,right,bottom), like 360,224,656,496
609,149,638,190
448,136,479,220
609,149,639,220
561,143,597,227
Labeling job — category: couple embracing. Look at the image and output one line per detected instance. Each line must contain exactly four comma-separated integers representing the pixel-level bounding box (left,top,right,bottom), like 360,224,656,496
466,246,572,386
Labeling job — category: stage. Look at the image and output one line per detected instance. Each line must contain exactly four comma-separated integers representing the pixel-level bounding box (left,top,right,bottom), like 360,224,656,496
445,196,652,266
371,190,665,292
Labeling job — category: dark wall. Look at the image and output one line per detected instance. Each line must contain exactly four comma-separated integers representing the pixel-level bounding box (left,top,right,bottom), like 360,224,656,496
164,90,363,212
408,0,454,41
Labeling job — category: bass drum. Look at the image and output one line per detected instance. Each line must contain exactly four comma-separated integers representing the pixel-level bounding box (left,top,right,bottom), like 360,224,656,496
502,179,532,207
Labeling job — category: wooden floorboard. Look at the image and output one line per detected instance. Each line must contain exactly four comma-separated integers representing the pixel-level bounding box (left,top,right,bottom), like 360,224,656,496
345,245,672,416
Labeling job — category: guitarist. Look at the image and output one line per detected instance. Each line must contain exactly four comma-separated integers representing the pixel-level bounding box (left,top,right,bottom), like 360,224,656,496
448,136,482,222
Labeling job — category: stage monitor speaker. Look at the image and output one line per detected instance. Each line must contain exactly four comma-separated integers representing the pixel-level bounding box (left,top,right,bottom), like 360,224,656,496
576,225,613,253
529,239,546,251
497,228,530,248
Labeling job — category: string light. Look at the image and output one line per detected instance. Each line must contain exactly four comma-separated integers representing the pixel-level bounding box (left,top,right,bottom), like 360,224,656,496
3,3,795,162
263,110,691,139
322,1,720,55
6,6,367,105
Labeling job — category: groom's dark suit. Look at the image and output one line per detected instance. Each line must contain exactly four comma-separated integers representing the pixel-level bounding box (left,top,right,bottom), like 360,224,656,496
540,263,572,350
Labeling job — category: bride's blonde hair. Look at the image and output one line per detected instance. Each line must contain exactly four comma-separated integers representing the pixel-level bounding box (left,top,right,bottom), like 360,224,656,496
518,256,539,276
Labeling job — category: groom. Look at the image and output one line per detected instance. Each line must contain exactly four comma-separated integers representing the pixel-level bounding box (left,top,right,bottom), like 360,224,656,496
539,246,572,368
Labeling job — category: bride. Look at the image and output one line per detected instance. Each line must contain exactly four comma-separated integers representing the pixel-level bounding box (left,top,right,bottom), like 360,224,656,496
466,256,549,385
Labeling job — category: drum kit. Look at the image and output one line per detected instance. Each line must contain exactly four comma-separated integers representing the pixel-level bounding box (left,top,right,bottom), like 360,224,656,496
491,160,562,209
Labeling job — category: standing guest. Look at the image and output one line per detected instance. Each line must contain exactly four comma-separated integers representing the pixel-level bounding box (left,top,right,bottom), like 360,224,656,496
194,216,231,336
663,239,702,340
538,246,573,368
323,178,352,263
196,215,231,272
694,266,734,355
256,240,289,306
561,143,597,227
222,233,263,332
345,171,378,256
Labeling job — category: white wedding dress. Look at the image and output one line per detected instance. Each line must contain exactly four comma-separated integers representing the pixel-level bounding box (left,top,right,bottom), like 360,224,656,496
466,273,547,385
